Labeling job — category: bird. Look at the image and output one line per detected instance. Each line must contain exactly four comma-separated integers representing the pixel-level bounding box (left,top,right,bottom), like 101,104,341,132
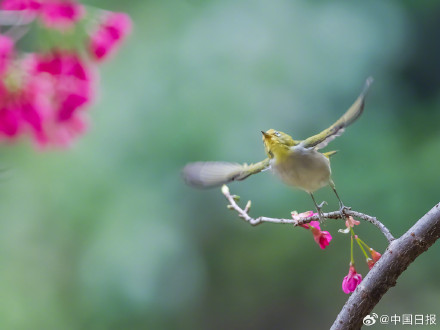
182,77,373,218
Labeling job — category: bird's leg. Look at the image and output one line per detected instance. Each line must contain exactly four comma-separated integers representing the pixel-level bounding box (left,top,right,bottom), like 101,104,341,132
330,180,350,213
309,193,326,221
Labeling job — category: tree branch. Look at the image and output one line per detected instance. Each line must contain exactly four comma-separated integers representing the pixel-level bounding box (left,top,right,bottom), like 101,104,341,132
221,185,440,328
331,202,440,329
221,185,395,243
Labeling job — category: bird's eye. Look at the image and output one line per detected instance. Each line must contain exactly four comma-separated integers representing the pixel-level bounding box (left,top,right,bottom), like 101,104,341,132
274,131,281,137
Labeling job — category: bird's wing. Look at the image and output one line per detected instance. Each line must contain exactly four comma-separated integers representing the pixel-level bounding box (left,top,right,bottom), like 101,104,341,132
299,77,373,150
182,158,270,188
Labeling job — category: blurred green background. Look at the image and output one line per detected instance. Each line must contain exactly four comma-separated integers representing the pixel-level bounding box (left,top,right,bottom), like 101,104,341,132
1,0,440,329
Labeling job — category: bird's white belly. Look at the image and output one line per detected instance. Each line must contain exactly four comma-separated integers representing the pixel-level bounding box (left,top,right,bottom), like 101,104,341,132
271,146,331,193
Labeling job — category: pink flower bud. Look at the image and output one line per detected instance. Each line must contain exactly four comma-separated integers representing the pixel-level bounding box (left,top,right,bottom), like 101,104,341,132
367,248,382,269
370,248,382,262
342,264,362,294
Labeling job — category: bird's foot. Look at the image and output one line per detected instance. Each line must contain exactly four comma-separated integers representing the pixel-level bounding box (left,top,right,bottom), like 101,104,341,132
339,203,351,216
316,201,327,223
318,201,328,209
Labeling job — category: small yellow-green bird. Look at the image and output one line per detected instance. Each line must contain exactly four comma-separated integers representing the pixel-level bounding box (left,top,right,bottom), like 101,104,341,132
183,77,373,217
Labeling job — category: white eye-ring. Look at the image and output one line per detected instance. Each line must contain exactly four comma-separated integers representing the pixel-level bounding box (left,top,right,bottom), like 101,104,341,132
274,131,281,137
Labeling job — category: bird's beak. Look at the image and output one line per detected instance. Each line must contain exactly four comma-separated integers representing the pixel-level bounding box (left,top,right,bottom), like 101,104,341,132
261,131,269,139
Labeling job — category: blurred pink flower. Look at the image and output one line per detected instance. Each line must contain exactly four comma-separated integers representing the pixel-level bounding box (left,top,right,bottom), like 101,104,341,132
0,66,46,143
0,0,41,11
0,49,95,147
0,97,21,138
1,0,83,30
31,50,94,146
39,0,84,29
89,12,132,61
342,263,362,294
0,4,131,148
34,51,93,112
0,35,14,76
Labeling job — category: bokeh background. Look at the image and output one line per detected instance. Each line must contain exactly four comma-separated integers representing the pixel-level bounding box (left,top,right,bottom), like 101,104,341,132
1,0,440,329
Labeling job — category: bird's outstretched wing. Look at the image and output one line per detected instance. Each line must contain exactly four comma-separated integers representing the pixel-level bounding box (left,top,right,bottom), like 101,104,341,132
182,158,270,188
299,77,373,150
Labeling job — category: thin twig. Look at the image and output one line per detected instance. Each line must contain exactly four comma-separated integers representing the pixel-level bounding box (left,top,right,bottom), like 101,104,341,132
221,184,395,243
221,184,440,328
329,209,395,242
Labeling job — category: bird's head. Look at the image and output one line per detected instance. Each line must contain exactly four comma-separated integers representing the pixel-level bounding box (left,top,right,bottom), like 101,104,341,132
261,129,296,159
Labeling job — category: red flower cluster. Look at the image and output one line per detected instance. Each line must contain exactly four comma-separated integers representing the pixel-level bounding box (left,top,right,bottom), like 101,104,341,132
0,0,132,147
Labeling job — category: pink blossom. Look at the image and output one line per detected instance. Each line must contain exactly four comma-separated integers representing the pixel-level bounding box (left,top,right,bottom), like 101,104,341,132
1,0,82,30
35,51,93,123
0,69,46,142
0,4,130,149
345,216,360,228
39,0,84,30
294,212,333,250
34,51,62,75
33,51,93,115
311,225,332,249
292,210,316,223
89,12,132,62
31,50,94,146
342,264,362,294
1,50,94,147
301,220,321,231
0,35,14,75
0,0,41,11
19,71,52,144
0,102,21,137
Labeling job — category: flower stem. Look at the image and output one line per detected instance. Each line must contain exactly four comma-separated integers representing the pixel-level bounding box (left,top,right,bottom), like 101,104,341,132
351,228,369,260
357,236,371,251
350,234,354,264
